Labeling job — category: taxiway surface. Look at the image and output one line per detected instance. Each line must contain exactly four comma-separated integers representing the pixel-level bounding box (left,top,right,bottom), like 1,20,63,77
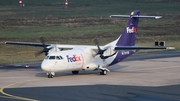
0,51,180,101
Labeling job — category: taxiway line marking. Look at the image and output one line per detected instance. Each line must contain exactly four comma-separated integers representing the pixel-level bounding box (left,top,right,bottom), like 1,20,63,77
0,95,24,100
0,79,45,101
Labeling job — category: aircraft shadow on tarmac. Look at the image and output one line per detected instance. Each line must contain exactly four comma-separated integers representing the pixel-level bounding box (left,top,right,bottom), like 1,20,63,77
2,84,180,101
34,64,131,77
0,63,149,77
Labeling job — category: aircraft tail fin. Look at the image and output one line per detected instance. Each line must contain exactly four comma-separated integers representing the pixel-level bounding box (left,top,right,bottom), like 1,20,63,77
109,10,161,46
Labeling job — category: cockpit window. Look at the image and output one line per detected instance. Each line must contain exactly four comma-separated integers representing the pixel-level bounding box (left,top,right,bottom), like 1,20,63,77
45,56,49,60
45,56,63,60
49,56,55,60
56,56,63,60
60,56,63,59
56,56,61,60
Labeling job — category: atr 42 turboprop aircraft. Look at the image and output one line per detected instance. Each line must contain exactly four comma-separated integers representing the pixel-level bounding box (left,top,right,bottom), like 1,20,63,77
5,10,174,78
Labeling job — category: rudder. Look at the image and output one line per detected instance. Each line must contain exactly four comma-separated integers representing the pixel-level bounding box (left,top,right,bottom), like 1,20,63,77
116,10,140,46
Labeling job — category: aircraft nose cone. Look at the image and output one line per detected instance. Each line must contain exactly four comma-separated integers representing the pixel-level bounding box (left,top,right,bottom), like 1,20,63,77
41,61,51,72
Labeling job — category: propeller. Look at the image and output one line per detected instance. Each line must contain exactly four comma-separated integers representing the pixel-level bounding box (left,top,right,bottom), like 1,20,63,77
34,36,51,57
93,38,108,59
93,38,118,68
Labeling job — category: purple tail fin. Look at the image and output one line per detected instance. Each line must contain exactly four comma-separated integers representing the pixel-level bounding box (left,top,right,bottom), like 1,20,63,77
116,10,140,46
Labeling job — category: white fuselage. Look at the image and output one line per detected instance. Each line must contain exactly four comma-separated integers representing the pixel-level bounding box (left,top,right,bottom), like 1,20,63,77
41,47,116,73
41,49,85,73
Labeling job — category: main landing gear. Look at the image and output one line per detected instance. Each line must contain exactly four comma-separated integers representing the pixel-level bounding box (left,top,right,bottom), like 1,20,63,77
99,70,107,75
72,71,79,74
98,65,110,75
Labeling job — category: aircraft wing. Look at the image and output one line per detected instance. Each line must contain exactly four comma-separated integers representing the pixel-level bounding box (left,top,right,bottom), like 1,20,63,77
5,41,50,47
5,41,98,49
114,46,175,50
5,42,175,50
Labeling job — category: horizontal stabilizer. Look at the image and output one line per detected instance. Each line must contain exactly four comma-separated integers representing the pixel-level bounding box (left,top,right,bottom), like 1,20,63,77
133,15,162,19
110,15,162,19
114,46,175,50
109,15,130,18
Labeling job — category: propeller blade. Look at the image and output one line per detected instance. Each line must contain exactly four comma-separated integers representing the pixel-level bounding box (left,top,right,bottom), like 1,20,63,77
39,36,46,48
34,50,44,57
93,38,104,55
93,38,117,60
39,36,44,44
93,38,101,52
93,38,107,59
34,36,49,57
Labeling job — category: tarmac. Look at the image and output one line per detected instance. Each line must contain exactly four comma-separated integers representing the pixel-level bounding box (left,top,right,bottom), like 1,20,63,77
0,50,180,101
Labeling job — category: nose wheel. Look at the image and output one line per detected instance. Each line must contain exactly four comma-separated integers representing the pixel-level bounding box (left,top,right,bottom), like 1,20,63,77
48,74,53,78
47,72,55,78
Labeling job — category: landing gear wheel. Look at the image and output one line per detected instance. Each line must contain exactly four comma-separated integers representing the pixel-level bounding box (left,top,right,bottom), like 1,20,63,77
48,74,53,78
100,70,107,75
72,71,79,74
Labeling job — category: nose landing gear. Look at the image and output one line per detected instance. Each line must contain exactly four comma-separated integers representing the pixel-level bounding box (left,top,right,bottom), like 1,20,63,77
47,72,55,78
48,74,53,78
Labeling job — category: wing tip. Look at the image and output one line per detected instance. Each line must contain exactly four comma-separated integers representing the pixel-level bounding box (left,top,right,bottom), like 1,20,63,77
5,41,8,44
166,47,175,50
155,16,162,19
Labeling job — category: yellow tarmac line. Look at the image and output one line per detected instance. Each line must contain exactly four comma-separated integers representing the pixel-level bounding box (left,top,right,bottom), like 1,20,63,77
125,65,180,72
0,79,47,101
0,95,23,100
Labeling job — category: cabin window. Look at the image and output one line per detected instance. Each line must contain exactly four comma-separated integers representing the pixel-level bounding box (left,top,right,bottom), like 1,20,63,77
46,56,63,60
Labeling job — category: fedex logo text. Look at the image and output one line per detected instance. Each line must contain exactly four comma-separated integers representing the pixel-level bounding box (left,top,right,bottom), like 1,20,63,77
126,27,137,33
66,55,81,62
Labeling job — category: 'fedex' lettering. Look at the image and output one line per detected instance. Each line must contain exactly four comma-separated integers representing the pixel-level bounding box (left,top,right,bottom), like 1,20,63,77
66,55,81,62
126,27,137,33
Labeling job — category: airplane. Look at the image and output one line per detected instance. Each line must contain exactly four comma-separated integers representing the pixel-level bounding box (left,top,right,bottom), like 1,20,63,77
5,10,175,78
